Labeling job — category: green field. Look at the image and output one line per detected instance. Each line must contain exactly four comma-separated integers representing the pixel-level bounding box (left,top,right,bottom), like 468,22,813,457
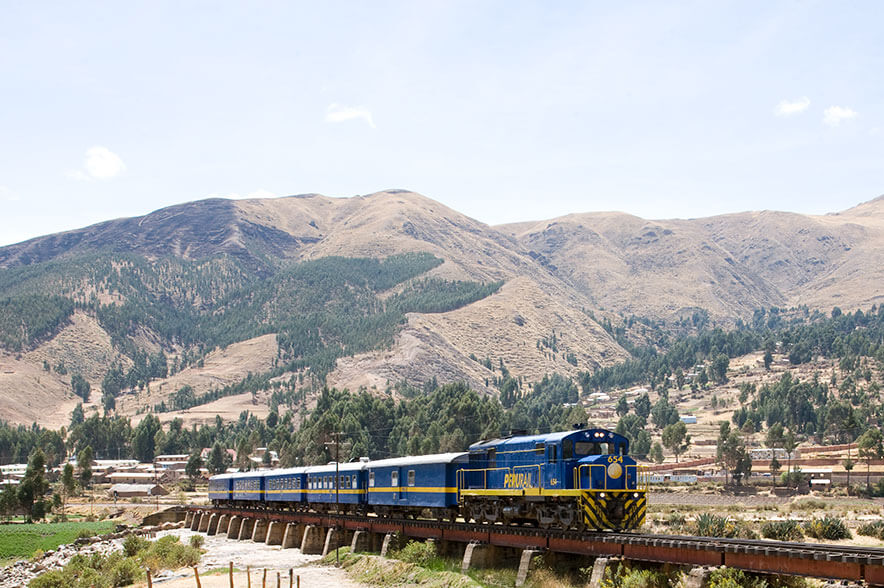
0,521,115,562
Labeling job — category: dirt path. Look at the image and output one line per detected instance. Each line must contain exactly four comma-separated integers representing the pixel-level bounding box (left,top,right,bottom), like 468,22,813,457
132,528,367,588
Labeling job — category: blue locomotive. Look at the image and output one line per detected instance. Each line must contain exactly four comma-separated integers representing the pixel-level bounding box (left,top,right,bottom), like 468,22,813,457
207,427,647,531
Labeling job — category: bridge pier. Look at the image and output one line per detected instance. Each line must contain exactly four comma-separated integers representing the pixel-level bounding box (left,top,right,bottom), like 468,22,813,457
238,518,255,540
252,519,269,542
207,514,219,535
215,514,229,535
184,511,194,527
682,567,711,588
516,549,544,587
380,532,404,557
301,525,325,554
461,542,498,573
190,511,202,531
197,512,210,532
350,530,370,553
265,521,285,545
282,523,303,549
226,516,241,538
322,527,351,557
585,557,616,588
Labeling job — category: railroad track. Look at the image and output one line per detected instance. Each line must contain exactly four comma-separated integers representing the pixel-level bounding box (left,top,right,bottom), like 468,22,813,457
188,506,884,585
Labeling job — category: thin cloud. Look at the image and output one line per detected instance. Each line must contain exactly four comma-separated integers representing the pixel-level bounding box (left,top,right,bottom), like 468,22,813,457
823,106,858,126
325,103,376,128
775,97,810,116
68,146,126,180
0,186,20,202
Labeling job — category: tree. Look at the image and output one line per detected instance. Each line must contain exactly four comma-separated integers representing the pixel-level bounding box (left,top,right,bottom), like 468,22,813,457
651,396,679,429
634,394,651,419
70,403,85,427
17,449,50,522
207,442,230,475
857,428,884,490
102,390,116,415
662,421,690,463
650,442,665,464
61,463,75,520
78,446,93,489
710,354,729,384
132,414,161,462
716,422,751,485
615,396,629,417
185,453,202,481
765,423,785,451
763,349,773,370
0,485,18,521
769,456,781,487
843,457,854,489
783,431,798,478
71,374,91,403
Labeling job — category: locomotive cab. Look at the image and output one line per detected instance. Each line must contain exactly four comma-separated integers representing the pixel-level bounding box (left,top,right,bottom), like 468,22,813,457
459,428,647,530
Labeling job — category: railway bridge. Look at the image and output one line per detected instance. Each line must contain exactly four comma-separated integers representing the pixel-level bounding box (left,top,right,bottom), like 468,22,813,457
184,506,884,586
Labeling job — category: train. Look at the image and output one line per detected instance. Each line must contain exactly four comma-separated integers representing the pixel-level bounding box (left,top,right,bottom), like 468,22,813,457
208,427,648,531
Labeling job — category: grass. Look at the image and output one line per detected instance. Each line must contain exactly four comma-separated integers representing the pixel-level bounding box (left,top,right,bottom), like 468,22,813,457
0,521,115,562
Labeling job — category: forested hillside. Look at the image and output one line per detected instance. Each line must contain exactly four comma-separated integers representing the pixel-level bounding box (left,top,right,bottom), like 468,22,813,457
0,249,502,421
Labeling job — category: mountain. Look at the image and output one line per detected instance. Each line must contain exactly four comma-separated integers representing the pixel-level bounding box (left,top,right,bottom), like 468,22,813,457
0,190,881,428
0,191,625,427
499,195,884,321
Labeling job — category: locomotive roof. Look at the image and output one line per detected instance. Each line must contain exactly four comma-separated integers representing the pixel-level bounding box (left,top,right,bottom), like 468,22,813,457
366,452,468,468
469,428,627,452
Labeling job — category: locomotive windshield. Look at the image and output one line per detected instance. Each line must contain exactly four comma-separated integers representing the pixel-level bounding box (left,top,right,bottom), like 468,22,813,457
574,441,625,456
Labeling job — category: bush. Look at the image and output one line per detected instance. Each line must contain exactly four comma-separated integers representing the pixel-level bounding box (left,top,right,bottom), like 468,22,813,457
603,561,678,588
761,520,804,542
122,533,148,557
858,521,884,539
666,512,686,529
390,540,436,567
694,514,756,539
804,516,851,540
141,535,201,570
108,556,142,586
189,534,205,549
75,528,96,540
707,568,769,588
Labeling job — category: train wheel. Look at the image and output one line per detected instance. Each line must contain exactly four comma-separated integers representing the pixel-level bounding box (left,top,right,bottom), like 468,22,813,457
557,505,575,529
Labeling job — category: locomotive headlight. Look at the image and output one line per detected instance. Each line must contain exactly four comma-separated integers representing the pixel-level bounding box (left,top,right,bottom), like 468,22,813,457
599,492,606,499
607,462,623,479
633,493,640,498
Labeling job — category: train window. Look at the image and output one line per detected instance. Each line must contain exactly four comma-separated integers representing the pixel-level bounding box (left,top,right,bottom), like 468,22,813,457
407,470,415,486
369,472,375,487
563,440,573,460
344,475,350,488
535,442,545,453
391,471,399,487
352,476,358,489
549,445,558,463
575,442,604,455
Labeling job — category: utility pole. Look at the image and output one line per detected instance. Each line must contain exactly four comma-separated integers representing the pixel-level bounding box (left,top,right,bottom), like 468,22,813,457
324,430,348,566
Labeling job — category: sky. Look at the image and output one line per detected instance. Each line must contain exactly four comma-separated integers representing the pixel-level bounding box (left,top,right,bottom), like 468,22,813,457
1,1,882,247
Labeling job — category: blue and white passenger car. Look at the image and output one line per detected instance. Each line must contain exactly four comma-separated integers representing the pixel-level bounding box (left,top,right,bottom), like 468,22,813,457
367,453,468,520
